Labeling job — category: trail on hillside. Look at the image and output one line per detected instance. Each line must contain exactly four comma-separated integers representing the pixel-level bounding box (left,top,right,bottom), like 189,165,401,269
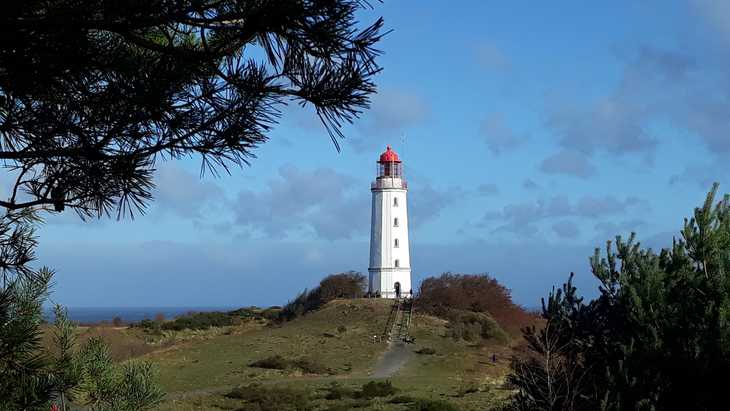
371,340,413,378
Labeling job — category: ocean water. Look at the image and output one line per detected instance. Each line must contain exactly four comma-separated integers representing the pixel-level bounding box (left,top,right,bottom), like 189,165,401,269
42,306,236,324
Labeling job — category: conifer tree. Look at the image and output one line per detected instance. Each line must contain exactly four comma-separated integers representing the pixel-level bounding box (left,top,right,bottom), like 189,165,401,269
507,184,730,411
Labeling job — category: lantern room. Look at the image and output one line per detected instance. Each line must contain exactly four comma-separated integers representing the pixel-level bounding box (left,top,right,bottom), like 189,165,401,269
377,145,403,179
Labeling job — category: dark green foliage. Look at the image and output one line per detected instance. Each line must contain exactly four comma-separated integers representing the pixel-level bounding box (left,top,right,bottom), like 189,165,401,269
133,307,281,331
323,382,356,400
322,381,397,401
250,355,290,370
0,1,385,218
133,319,156,330
291,358,331,375
390,395,416,404
0,257,164,410
75,337,164,410
225,384,311,411
357,380,397,399
507,184,730,411
249,355,330,374
409,399,461,411
279,271,366,321
279,288,326,321
228,306,282,322
0,264,56,411
52,306,82,410
161,311,236,331
323,401,372,411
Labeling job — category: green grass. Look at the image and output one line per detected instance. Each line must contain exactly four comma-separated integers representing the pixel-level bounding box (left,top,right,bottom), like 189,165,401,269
120,298,516,410
147,299,393,393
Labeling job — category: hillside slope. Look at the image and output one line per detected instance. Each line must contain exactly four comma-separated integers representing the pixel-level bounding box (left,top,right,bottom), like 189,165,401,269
144,298,514,410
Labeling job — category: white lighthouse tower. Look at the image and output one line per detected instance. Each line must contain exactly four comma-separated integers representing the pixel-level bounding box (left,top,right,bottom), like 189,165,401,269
369,146,412,299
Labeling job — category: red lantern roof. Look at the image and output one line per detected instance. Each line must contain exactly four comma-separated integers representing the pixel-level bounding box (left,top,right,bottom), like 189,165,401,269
378,145,401,163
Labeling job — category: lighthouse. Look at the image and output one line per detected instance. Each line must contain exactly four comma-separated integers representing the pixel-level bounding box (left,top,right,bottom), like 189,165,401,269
369,146,412,299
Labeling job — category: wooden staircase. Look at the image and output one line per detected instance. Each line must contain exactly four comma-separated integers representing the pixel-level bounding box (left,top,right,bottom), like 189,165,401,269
381,298,414,343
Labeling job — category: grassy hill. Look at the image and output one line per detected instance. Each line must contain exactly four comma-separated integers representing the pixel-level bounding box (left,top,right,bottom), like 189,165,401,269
123,298,517,410
40,298,517,409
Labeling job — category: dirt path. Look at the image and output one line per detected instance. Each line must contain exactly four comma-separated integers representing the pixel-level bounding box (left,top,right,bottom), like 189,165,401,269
370,340,413,378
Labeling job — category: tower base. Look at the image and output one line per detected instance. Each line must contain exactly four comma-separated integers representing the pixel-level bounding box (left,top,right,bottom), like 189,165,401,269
368,267,412,299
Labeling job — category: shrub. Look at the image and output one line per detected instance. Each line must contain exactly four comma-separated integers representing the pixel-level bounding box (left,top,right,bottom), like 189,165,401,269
446,311,510,344
390,395,416,404
409,399,460,411
279,271,366,322
161,311,235,331
278,288,324,322
415,347,436,355
324,400,371,411
357,380,397,399
134,319,155,329
416,273,534,335
323,382,356,400
225,384,310,411
261,307,282,321
250,355,289,370
249,356,330,374
292,358,330,375
112,316,123,327
318,271,367,300
337,325,347,333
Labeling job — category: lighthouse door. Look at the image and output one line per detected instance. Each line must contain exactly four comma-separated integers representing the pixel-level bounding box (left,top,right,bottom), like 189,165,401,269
394,282,401,298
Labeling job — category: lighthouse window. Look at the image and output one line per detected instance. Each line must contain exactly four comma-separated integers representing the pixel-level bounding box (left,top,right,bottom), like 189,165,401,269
395,259,400,268
394,238,399,248
393,197,398,207
393,218,399,227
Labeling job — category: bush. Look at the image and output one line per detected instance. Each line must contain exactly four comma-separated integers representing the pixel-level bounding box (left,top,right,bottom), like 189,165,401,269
161,311,235,331
227,306,281,322
278,288,324,322
318,271,367,300
446,311,510,344
279,271,366,322
131,319,154,329
416,273,534,335
357,380,397,399
249,356,330,374
390,395,416,404
323,400,371,411
409,399,460,411
337,325,347,333
415,347,436,355
323,382,356,400
112,316,123,327
250,355,289,370
225,384,310,411
292,358,331,375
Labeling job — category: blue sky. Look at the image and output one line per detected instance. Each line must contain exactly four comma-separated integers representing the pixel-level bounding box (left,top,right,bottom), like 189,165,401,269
37,1,730,308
